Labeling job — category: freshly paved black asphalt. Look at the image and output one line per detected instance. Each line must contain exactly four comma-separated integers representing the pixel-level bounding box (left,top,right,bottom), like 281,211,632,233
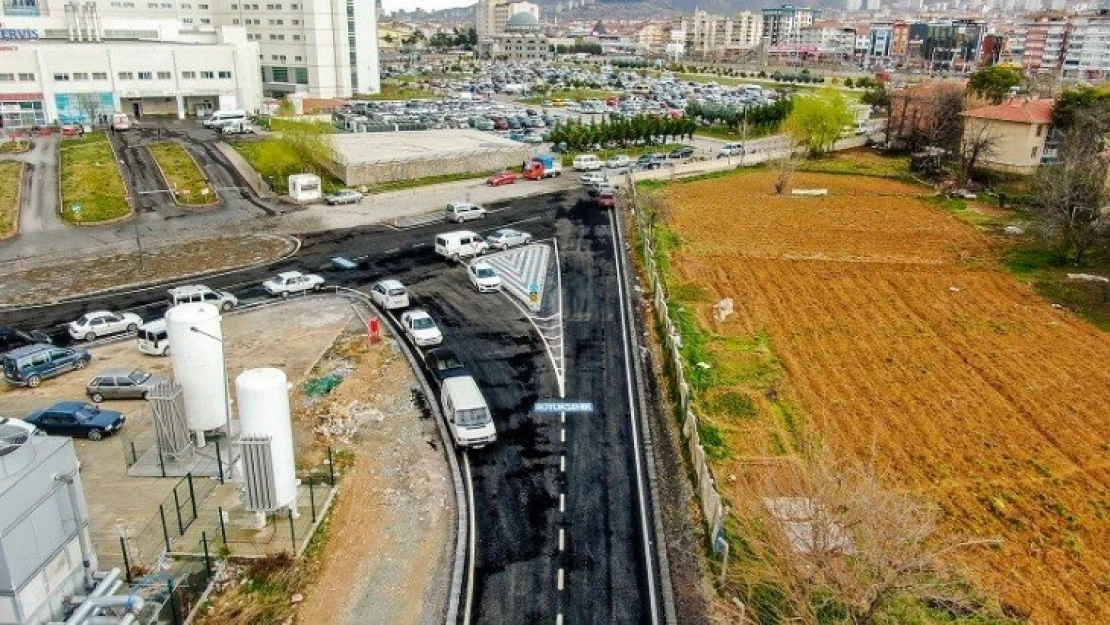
0,190,662,623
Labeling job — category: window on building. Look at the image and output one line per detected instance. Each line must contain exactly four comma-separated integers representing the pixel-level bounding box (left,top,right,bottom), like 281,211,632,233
275,19,282,24
292,34,300,40
17,73,33,81
183,17,193,23
72,72,89,80
231,3,236,7
1036,125,1044,137
232,18,239,23
157,71,171,79
291,3,298,7
294,55,302,61
138,71,153,80
200,70,214,79
118,71,133,80
182,2,191,7
160,2,171,7
218,70,232,79
0,73,14,82
200,17,210,23
123,2,134,6
269,34,276,40
92,72,107,80
292,19,299,24
295,67,308,85
277,34,284,40
53,73,70,81
182,70,196,79
111,1,121,6
146,2,156,7
1031,146,1039,158
198,2,208,7
271,66,289,82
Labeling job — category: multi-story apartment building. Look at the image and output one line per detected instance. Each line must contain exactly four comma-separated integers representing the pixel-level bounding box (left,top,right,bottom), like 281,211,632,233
1009,12,1070,73
869,21,894,57
891,20,910,56
799,21,857,56
677,10,762,57
762,4,822,47
0,0,379,103
1063,11,1110,78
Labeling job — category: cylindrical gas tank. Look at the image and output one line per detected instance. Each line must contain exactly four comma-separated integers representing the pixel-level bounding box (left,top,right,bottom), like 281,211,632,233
165,303,227,432
236,368,297,509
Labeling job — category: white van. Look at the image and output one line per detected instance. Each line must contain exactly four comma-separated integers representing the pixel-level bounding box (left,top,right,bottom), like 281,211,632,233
111,113,132,131
136,319,170,356
203,109,247,129
572,154,603,171
440,376,496,448
434,230,488,261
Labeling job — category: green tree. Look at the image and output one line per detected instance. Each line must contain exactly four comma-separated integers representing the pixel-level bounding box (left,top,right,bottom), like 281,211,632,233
785,89,853,155
1052,85,1110,131
967,65,1022,104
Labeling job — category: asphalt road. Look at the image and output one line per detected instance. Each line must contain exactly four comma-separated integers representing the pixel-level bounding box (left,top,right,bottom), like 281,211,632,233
3,135,62,234
0,190,664,622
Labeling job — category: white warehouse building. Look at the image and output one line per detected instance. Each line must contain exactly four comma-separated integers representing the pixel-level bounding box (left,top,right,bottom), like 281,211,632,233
0,0,379,128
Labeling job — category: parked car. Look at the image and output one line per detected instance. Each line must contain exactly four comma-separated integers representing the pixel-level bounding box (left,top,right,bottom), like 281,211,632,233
400,309,443,347
587,181,617,197
86,368,162,402
468,262,503,293
2,344,91,388
580,171,607,185
445,202,487,223
167,284,237,311
68,311,143,342
0,327,52,354
635,154,662,170
669,146,694,159
370,279,410,310
597,191,616,209
435,230,489,261
324,189,364,205
486,228,532,250
486,171,518,187
425,347,469,383
23,401,125,440
262,271,325,297
717,142,744,158
137,319,170,357
606,154,632,169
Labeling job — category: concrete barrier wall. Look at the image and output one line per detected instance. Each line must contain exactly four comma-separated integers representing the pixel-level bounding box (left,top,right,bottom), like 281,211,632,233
340,145,534,186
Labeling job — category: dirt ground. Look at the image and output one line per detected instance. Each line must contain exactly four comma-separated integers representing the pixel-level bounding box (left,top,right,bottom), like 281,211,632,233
0,233,292,305
658,169,1110,623
292,333,453,625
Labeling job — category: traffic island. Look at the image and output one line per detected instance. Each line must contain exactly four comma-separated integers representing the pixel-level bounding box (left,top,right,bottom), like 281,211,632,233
148,141,220,208
58,131,131,224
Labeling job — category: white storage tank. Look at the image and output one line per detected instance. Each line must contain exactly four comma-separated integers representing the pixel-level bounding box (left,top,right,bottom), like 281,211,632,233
287,173,322,202
165,303,228,436
236,368,297,510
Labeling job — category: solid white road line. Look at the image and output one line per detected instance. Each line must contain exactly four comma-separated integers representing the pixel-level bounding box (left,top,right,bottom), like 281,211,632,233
609,209,660,624
557,568,564,591
560,493,565,513
462,452,476,625
560,455,565,473
556,614,563,625
560,428,566,443
559,528,565,552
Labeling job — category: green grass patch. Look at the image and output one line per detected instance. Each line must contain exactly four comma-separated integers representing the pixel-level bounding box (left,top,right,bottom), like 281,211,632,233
0,161,22,236
1003,245,1110,330
230,138,344,194
364,169,502,194
353,81,440,101
266,118,337,134
799,151,911,179
147,142,211,205
59,131,130,223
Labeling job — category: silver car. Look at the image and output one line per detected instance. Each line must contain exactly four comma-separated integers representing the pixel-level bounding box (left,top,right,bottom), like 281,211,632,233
86,368,163,402
486,228,533,250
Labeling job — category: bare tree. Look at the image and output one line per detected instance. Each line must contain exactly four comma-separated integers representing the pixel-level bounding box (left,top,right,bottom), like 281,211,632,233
1030,112,1109,266
76,94,104,127
726,453,1001,624
956,120,999,186
771,142,799,195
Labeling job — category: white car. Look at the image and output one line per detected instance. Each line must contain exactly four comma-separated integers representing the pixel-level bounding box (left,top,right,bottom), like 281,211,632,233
468,262,503,293
370,279,409,310
606,155,632,169
262,271,325,297
400,309,443,347
580,171,608,185
68,311,144,341
486,228,533,250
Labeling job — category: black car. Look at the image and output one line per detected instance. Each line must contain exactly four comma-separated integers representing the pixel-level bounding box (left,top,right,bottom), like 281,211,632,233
425,348,469,383
0,327,52,354
669,146,694,159
635,154,661,170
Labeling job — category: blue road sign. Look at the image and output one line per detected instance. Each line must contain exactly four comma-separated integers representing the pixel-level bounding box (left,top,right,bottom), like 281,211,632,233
534,401,595,414
528,282,540,295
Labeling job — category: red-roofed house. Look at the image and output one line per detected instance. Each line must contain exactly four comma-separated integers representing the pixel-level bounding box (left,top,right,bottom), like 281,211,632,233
960,98,1056,173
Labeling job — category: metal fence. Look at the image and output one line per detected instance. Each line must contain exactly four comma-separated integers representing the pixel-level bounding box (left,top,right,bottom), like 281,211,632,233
625,174,728,548
117,472,219,577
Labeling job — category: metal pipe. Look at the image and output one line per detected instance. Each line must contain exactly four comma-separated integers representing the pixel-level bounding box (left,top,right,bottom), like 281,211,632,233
54,471,95,589
62,569,121,625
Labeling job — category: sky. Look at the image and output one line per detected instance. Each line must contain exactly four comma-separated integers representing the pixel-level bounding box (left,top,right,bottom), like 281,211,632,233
382,0,476,13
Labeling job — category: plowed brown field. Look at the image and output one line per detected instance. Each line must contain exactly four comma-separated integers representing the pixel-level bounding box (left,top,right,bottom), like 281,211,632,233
659,169,1110,624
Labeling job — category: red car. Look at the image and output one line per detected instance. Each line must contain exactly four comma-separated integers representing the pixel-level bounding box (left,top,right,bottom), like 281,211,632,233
487,171,518,187
597,191,616,209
